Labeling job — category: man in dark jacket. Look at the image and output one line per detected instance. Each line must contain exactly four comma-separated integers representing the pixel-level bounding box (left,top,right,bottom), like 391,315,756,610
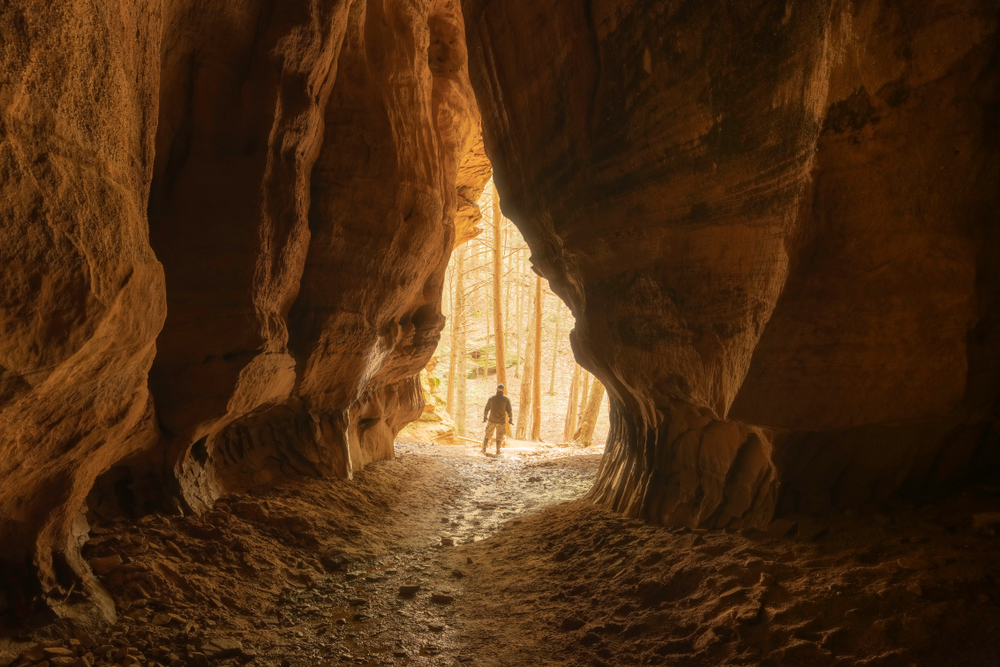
482,384,513,455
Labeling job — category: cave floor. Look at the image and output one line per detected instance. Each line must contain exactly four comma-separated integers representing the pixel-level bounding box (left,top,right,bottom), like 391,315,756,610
6,442,1000,667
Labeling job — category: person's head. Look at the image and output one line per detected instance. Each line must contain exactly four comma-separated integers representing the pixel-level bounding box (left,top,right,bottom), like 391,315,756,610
496,383,504,394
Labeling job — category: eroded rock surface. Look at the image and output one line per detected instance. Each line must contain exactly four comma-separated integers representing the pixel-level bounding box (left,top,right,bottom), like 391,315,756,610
1,0,487,623
463,0,1000,527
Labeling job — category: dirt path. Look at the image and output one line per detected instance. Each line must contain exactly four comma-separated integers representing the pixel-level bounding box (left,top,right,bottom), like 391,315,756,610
4,442,1000,667
2,441,603,667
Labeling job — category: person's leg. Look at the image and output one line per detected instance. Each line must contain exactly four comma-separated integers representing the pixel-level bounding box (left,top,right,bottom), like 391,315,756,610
495,425,504,454
482,423,490,453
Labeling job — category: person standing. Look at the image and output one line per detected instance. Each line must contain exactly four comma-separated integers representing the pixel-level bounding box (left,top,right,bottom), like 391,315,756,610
482,384,513,455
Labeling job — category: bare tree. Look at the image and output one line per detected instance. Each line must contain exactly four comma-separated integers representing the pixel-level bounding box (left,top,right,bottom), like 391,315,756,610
514,248,523,378
446,245,462,416
577,370,591,423
454,245,467,435
515,283,535,440
573,379,605,446
563,363,582,441
548,299,562,395
531,275,543,441
492,185,506,389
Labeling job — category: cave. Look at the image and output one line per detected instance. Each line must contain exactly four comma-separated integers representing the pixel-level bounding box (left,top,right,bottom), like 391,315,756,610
1,0,999,665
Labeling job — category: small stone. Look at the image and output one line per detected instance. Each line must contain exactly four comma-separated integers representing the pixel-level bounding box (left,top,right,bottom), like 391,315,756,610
560,617,586,632
345,571,363,581
897,556,933,571
906,582,923,596
398,584,420,596
44,648,76,658
90,554,124,575
466,557,473,564
393,651,407,658
758,573,775,587
736,602,763,624
430,593,454,605
353,612,369,621
766,520,798,539
202,637,243,660
428,623,445,632
797,523,828,541
21,646,46,662
348,598,367,606
335,618,347,625
151,613,171,626
384,569,397,575
189,652,210,667
451,569,464,578
441,537,455,547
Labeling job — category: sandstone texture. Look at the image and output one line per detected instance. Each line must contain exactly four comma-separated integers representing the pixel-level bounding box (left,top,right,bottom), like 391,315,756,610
463,0,1000,527
1,0,486,624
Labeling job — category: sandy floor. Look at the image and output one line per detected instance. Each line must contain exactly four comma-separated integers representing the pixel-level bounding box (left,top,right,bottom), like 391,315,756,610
4,443,1000,667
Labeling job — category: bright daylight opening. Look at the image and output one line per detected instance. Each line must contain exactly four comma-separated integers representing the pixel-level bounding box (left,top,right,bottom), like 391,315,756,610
400,179,611,454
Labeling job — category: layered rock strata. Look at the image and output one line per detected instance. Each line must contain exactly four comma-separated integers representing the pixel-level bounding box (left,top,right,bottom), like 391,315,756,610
463,0,1000,527
1,0,487,625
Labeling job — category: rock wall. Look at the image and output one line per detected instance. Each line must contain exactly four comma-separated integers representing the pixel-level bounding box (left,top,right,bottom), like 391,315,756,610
463,0,1000,527
0,0,487,625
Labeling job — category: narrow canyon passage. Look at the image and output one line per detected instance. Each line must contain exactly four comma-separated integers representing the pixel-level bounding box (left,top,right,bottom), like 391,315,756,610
2,1,998,665
6,442,1000,667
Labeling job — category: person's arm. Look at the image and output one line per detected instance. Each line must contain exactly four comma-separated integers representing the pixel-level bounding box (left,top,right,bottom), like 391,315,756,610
484,401,489,422
506,398,513,423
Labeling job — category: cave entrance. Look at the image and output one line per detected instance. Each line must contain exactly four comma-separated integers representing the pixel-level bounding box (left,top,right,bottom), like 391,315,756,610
400,178,610,453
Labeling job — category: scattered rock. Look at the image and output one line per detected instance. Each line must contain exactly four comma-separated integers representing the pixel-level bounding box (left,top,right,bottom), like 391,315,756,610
428,623,445,632
431,593,455,604
42,648,75,659
441,537,456,547
202,637,243,660
90,554,124,576
798,523,829,541
897,556,933,571
767,519,798,539
348,598,367,607
466,557,473,564
451,569,465,578
560,617,586,632
399,585,421,597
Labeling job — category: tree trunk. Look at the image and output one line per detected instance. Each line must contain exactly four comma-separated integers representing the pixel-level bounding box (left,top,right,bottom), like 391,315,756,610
578,370,590,423
548,300,561,395
455,245,467,435
514,249,523,378
492,185,506,389
531,275,543,441
485,281,490,380
446,247,462,416
573,379,605,446
515,283,535,440
563,363,582,442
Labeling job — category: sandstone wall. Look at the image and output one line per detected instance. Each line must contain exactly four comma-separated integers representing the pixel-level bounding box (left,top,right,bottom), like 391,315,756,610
0,0,486,625
463,0,1000,527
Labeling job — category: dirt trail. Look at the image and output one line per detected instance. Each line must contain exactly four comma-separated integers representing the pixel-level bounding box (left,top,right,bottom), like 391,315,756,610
4,442,1000,667
1,441,603,667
